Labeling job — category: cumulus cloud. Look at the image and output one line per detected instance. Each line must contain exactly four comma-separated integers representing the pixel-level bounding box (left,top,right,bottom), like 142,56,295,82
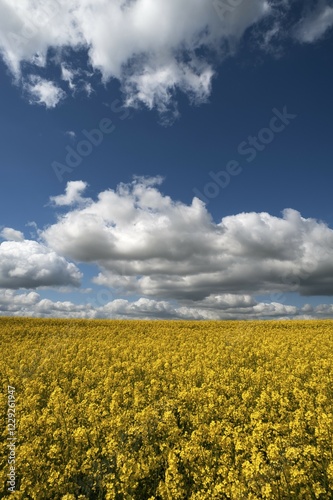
2,178,332,319
42,178,333,301
49,180,89,206
24,76,66,108
2,289,332,320
0,239,82,289
0,1,331,115
0,289,93,318
96,296,299,320
0,227,24,242
4,0,325,116
0,289,40,313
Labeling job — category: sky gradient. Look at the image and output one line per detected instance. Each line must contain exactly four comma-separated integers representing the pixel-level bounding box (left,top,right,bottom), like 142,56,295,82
0,0,333,319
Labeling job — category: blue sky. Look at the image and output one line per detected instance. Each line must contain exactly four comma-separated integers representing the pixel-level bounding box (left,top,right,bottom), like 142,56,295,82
0,0,333,319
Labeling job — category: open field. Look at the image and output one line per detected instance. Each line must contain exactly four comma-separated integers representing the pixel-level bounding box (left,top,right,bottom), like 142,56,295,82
1,318,333,499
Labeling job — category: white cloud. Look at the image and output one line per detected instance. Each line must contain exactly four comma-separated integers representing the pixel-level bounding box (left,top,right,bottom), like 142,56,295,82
42,178,333,301
24,76,65,108
1,179,332,319
0,239,82,289
0,289,40,313
0,0,81,76
61,63,94,96
1,289,331,320
0,227,24,242
61,63,76,90
96,295,299,320
65,130,76,140
294,2,333,43
0,1,331,115
50,180,89,207
313,303,333,316
0,0,271,115
0,289,94,318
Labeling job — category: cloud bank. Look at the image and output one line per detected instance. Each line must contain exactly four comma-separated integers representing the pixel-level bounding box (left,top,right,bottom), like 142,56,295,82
0,0,332,112
2,288,333,320
1,177,333,319
42,179,333,302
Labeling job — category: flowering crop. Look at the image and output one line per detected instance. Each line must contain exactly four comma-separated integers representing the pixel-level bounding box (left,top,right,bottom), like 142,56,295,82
1,318,333,499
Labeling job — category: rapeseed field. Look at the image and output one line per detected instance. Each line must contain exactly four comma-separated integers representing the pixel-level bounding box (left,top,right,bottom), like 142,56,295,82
1,318,333,499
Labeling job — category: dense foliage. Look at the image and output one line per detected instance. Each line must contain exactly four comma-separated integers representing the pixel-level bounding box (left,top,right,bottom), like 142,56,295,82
1,318,333,499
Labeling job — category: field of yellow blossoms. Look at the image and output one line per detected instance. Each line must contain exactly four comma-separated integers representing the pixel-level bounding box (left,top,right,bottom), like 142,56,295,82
1,318,333,499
